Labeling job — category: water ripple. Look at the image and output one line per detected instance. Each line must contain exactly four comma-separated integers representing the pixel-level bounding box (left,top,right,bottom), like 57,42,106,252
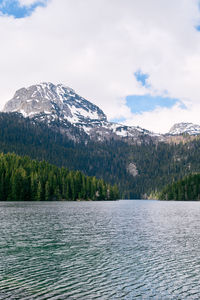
1,200,200,299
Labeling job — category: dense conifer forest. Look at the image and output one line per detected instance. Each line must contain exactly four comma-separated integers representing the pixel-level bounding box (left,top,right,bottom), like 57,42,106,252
0,112,200,198
158,173,200,200
0,153,119,201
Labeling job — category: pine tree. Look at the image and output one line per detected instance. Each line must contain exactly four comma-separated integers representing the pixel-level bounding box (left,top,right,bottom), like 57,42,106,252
45,181,50,201
36,181,42,201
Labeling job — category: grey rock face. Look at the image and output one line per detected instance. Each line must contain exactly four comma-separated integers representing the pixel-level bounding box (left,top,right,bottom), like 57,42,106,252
127,163,138,177
3,82,160,142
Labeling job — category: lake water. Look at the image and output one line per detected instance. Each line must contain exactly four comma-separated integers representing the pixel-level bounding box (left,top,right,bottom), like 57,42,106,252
0,200,200,299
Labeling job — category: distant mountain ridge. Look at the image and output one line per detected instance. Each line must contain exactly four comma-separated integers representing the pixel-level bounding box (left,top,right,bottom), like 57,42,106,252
168,122,200,136
3,82,200,141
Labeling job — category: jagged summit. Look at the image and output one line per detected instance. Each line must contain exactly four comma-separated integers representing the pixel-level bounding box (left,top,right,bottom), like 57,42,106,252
3,82,107,127
169,122,200,135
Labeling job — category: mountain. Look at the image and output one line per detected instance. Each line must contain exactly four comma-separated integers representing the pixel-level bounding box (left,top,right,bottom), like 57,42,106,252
168,122,200,136
2,82,200,198
3,82,158,143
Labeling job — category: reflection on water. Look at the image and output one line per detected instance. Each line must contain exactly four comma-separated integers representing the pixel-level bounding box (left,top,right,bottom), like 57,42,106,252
0,200,200,299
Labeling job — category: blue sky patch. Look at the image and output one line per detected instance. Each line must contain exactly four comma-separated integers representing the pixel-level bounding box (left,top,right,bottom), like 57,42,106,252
195,25,200,31
111,117,126,123
126,94,186,114
0,0,47,18
134,70,150,87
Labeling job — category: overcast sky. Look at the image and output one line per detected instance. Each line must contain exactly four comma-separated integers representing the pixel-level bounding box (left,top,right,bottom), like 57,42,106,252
0,0,200,133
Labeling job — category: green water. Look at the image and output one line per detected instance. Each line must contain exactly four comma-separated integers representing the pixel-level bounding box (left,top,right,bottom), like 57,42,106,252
0,200,200,299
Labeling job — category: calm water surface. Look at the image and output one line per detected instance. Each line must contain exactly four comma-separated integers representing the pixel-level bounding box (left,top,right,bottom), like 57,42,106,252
0,200,200,299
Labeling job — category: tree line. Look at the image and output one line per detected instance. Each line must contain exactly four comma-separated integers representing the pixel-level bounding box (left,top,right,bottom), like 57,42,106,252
0,153,119,201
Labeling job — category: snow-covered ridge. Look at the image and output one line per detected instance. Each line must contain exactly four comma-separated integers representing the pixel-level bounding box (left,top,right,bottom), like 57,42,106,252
169,123,200,135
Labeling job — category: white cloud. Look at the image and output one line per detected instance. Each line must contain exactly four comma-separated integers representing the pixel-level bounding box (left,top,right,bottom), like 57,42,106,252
0,0,200,133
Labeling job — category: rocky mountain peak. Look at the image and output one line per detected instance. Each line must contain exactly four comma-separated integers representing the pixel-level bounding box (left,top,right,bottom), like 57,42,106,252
168,122,200,135
3,82,107,132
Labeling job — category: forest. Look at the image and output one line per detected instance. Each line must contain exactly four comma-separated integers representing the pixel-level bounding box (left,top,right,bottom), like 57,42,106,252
158,173,200,200
0,152,119,201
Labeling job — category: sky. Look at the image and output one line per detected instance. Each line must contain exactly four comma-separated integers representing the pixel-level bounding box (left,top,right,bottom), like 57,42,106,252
0,0,200,133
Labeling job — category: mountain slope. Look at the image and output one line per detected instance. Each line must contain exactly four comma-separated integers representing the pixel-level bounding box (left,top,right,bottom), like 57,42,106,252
0,113,200,198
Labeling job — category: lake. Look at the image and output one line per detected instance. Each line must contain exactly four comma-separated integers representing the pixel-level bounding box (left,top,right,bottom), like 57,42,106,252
0,200,200,299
